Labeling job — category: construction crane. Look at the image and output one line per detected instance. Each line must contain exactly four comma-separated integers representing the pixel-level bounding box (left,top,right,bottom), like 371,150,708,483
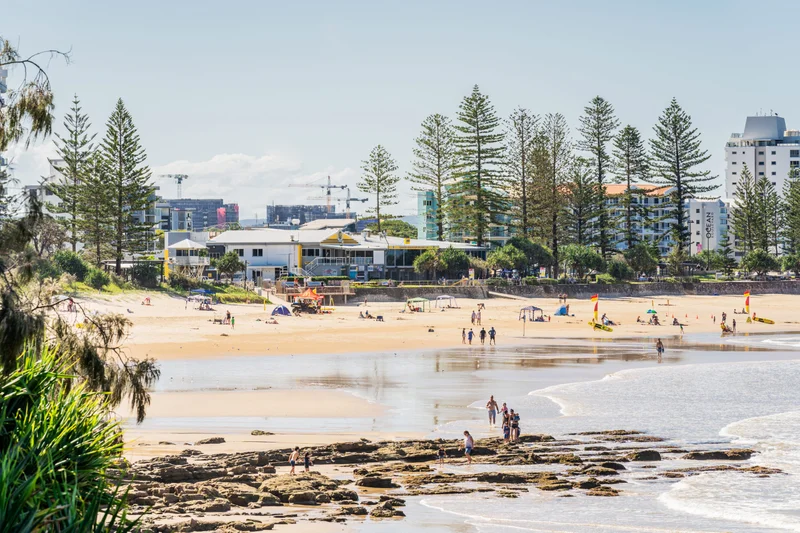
289,175,346,213
308,186,367,218
159,174,189,199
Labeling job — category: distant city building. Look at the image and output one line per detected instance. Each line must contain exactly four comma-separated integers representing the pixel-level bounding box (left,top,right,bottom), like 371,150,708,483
685,198,729,256
725,114,800,198
416,191,439,240
266,204,353,227
414,189,511,247
0,65,7,95
164,198,239,230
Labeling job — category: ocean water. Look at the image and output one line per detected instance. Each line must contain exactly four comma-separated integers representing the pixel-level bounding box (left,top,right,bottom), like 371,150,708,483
427,335,800,532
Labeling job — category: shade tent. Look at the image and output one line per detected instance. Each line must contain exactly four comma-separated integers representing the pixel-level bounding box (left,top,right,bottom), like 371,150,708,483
406,297,430,312
272,305,291,316
297,288,324,301
434,295,459,308
554,305,568,316
519,306,544,321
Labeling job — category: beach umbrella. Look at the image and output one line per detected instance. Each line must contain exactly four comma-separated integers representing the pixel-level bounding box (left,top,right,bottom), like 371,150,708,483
647,309,658,314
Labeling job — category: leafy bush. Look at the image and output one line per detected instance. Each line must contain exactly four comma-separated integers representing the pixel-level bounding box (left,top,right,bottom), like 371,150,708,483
36,258,62,280
606,258,634,280
538,278,559,285
167,273,200,291
522,276,539,285
595,273,617,284
85,268,110,290
130,263,160,288
741,249,780,276
52,250,89,281
486,277,509,287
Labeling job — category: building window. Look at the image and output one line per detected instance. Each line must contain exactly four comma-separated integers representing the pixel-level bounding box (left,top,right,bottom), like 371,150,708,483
758,151,764,155
696,231,700,235
773,182,777,186
771,161,776,165
772,172,777,176
732,182,737,186
252,248,263,257
791,150,800,158
696,209,700,213
772,151,777,155
792,161,800,168
732,151,737,154
758,161,765,166
732,172,737,175
759,172,765,176
234,249,244,257
732,161,737,165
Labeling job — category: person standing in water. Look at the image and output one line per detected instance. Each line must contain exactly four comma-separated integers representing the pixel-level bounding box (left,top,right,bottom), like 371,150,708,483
479,328,487,345
486,395,500,426
488,327,496,345
655,339,664,358
467,329,474,345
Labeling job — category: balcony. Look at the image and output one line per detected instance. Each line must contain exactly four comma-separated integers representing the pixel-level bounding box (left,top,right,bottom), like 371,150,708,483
170,256,210,267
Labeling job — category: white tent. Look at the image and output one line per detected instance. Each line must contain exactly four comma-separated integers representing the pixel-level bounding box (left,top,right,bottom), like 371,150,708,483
434,295,459,308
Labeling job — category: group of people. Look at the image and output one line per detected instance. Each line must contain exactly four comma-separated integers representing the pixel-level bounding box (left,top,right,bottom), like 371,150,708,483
463,327,496,345
487,395,521,442
287,447,313,475
224,310,235,329
719,311,737,333
470,308,482,325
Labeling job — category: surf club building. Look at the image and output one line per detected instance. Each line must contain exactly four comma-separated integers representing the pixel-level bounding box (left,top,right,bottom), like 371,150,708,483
207,227,485,283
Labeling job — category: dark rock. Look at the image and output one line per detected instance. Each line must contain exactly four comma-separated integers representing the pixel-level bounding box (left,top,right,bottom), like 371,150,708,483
336,506,368,516
196,437,226,445
682,449,754,461
355,476,397,488
328,489,359,501
598,462,626,471
475,472,529,484
287,491,318,505
578,466,619,477
626,450,662,461
573,478,601,490
250,430,274,436
587,486,620,497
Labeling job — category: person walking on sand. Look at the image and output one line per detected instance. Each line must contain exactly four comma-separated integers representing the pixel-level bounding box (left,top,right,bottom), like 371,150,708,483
476,309,482,326
479,328,487,345
487,395,500,426
288,447,300,475
732,318,737,333
304,451,313,473
489,327,496,345
471,310,476,325
462,328,466,344
437,445,447,466
225,310,231,324
468,329,474,345
231,316,235,329
461,431,474,464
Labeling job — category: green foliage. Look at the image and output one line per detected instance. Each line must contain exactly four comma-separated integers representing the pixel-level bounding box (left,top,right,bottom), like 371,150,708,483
487,244,528,271
53,250,89,281
783,168,800,253
167,272,200,291
647,98,717,250
0,344,139,531
693,250,724,271
99,99,155,274
506,236,554,268
578,96,619,257
407,114,456,240
505,107,538,237
561,244,605,278
624,242,658,275
450,85,506,246
84,268,110,290
717,231,737,275
781,253,800,276
359,145,399,232
216,251,245,279
566,157,601,246
468,256,488,279
612,125,650,248
666,244,688,276
439,247,470,277
485,277,509,287
130,262,160,288
741,249,780,276
595,273,617,284
413,248,441,278
49,95,96,252
35,258,61,281
606,258,634,280
368,219,417,239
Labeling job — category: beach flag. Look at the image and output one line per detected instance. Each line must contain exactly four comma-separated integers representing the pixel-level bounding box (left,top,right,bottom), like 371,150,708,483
744,290,751,313
591,294,599,321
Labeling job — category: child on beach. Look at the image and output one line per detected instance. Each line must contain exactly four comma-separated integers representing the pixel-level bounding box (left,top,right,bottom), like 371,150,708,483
462,328,466,344
304,451,313,472
437,446,447,466
461,431,474,464
231,316,235,329
502,421,510,443
289,447,300,475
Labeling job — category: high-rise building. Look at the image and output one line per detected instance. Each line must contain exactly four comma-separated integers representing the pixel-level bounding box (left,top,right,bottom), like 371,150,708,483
265,204,352,227
164,198,239,230
416,191,438,240
725,114,800,198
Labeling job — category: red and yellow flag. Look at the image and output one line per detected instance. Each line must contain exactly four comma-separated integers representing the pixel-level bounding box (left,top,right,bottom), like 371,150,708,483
592,294,599,321
591,294,599,302
745,290,750,314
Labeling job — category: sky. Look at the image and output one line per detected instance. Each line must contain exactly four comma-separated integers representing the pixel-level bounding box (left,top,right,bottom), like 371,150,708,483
4,0,800,220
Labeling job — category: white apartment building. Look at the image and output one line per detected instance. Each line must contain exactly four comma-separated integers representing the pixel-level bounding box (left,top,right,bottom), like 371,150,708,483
725,115,800,198
686,198,728,256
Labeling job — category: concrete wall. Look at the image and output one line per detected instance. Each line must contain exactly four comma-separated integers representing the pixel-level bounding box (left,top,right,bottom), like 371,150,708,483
489,281,800,299
354,286,488,302
349,281,800,303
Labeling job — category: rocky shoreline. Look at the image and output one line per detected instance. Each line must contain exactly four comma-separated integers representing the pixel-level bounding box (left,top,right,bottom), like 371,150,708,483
120,430,778,532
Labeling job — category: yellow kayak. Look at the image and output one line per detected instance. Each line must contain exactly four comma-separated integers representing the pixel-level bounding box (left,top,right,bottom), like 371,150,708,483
589,321,613,332
753,317,775,324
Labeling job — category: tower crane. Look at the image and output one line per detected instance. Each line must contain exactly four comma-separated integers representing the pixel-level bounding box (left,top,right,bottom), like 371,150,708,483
159,174,189,199
288,175,346,213
308,186,367,218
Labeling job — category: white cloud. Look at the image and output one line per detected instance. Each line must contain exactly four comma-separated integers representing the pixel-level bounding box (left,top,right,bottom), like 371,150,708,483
151,152,359,220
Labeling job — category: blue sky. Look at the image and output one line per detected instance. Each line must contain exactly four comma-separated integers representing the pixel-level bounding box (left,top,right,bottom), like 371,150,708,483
4,0,798,218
